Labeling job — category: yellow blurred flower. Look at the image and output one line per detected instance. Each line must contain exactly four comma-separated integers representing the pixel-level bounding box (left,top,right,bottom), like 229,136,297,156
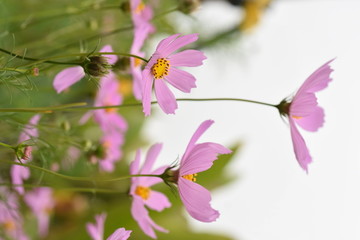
240,0,271,31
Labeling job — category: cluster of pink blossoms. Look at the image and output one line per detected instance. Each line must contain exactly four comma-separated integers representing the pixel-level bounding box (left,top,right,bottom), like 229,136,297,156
129,120,231,238
45,1,336,237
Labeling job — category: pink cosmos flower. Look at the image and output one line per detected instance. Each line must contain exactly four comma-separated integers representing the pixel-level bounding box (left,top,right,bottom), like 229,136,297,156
278,59,334,172
24,187,54,238
130,0,155,33
53,45,117,93
11,114,41,195
0,188,29,240
176,120,231,222
130,144,171,239
86,213,132,240
142,33,207,115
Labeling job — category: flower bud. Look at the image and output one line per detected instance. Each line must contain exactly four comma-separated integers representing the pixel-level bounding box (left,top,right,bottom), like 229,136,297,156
120,1,130,13
31,67,39,76
83,56,111,77
178,0,200,14
15,144,33,161
276,98,291,116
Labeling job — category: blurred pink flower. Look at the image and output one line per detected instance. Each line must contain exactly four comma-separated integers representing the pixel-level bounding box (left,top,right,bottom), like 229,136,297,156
53,45,116,93
93,71,128,135
130,0,155,33
11,114,41,195
130,0,155,100
130,24,151,100
0,188,29,240
279,59,334,172
142,33,206,115
130,144,171,239
176,120,231,222
98,132,124,172
78,45,127,172
87,213,132,240
24,187,54,238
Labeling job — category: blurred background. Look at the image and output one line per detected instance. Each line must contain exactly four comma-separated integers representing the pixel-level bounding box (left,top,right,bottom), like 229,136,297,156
1,0,360,239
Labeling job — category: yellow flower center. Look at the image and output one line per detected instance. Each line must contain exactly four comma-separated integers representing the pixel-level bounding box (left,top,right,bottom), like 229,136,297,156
103,100,117,113
151,58,170,79
135,185,151,200
135,2,145,14
182,173,197,182
134,57,143,68
292,115,303,120
118,78,133,97
3,220,16,231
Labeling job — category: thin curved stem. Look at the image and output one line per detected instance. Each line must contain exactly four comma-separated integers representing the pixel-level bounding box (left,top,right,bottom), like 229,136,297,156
14,51,148,68
0,98,277,113
0,142,15,149
0,102,87,113
0,48,81,65
0,159,161,182
0,183,121,194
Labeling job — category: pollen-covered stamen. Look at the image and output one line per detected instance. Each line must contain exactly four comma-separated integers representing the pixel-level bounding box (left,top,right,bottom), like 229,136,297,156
151,58,170,79
3,220,16,231
135,2,145,14
135,185,151,200
292,115,303,120
182,173,197,182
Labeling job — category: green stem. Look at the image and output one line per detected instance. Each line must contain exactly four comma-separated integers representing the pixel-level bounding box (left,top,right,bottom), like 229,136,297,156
0,159,161,182
0,142,15,149
0,183,122,194
0,48,81,65
0,67,28,74
15,51,148,68
0,98,276,113
175,98,278,108
0,102,87,113
63,98,277,111
153,6,179,20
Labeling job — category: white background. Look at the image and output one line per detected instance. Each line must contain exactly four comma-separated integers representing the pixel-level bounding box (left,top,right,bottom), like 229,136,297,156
144,1,360,239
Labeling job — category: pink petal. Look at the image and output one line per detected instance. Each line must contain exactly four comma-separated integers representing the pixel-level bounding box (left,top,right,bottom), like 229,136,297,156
53,66,85,93
107,228,132,240
178,178,219,222
181,120,214,164
19,114,41,141
297,59,334,95
168,50,206,67
11,164,30,195
141,144,163,174
295,106,325,132
154,79,177,115
180,143,231,176
131,197,168,239
155,34,181,53
38,214,50,237
142,69,154,116
86,213,106,240
100,45,117,65
290,92,318,117
130,150,141,175
159,34,199,58
289,119,312,172
165,67,196,93
145,190,171,212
